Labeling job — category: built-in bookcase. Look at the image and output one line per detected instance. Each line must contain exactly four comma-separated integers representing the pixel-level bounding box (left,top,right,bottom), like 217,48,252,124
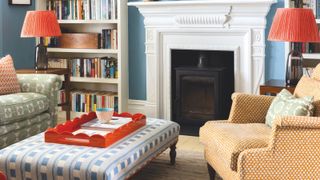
285,0,320,69
36,0,128,120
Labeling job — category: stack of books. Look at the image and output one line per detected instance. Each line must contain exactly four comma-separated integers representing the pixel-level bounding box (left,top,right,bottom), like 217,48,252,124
71,90,118,113
47,0,118,20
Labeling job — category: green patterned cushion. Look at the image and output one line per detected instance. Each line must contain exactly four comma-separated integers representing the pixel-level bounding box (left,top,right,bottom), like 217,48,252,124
265,89,314,127
0,92,49,125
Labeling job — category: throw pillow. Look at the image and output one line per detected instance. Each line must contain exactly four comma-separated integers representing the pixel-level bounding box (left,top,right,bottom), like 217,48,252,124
265,89,314,127
0,55,21,95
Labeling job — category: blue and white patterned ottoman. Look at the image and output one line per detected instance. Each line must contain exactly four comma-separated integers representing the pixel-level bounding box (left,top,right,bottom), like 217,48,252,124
0,118,180,180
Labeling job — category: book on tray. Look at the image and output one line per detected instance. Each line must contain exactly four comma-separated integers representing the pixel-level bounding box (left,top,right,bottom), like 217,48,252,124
74,117,132,136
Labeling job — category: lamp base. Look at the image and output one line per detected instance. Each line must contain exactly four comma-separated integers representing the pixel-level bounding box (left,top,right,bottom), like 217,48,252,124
35,37,48,70
286,48,303,86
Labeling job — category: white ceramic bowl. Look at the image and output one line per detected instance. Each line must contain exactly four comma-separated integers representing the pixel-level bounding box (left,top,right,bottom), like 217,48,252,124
96,108,114,123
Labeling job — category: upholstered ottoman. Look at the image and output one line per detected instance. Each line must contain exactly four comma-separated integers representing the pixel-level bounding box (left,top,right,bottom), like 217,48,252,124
0,118,179,180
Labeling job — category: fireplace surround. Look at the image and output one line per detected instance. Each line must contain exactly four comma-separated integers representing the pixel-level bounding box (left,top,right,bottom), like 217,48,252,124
128,0,277,120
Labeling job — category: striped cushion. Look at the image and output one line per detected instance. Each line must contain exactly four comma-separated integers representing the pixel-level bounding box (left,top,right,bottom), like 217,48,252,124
0,55,20,95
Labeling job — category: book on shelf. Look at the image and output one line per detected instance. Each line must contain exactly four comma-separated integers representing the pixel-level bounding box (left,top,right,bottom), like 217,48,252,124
101,29,118,49
71,90,118,113
58,90,66,104
47,0,118,20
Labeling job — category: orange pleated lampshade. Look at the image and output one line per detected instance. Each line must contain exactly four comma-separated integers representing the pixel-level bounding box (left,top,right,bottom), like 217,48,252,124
21,11,61,38
268,8,320,42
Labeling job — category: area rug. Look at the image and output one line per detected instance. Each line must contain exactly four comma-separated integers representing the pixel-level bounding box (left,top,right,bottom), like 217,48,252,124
131,149,210,180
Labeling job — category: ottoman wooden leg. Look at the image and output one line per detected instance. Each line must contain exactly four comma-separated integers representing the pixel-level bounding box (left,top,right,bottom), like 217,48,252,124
170,143,177,165
207,163,216,180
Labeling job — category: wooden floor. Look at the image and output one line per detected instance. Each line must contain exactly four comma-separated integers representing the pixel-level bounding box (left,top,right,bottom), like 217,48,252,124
176,135,204,152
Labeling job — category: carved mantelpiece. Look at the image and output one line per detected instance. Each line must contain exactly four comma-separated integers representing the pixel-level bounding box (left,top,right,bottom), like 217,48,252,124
128,0,277,119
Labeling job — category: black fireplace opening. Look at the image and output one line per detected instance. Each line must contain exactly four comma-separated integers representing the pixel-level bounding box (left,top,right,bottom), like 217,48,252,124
171,50,234,136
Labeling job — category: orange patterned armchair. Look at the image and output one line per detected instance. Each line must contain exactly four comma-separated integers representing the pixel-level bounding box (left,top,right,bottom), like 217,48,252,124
200,64,320,179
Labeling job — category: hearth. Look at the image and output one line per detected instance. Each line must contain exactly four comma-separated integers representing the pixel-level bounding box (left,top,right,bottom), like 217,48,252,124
171,50,234,135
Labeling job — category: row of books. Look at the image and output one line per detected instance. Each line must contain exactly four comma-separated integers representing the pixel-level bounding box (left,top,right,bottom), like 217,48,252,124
71,58,118,78
48,57,118,79
298,42,320,53
290,0,319,18
46,29,118,50
102,29,118,49
47,0,118,20
71,90,118,112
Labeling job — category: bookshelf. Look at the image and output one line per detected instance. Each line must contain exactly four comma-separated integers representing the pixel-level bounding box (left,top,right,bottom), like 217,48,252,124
285,0,320,68
47,48,119,54
36,0,128,120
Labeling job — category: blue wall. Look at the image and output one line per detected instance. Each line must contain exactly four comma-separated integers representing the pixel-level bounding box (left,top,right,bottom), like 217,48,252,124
265,0,285,80
128,0,286,100
128,0,146,100
0,1,35,69
0,0,285,100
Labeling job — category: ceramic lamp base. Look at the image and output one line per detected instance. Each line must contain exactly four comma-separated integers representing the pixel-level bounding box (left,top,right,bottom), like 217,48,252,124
35,37,48,70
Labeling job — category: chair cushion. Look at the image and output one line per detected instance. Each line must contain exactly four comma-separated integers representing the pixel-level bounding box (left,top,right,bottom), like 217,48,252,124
266,89,314,127
0,92,49,125
311,63,320,80
0,55,21,95
294,76,320,116
200,122,271,171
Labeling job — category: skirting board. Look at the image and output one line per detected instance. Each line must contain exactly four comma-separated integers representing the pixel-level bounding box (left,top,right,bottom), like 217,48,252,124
128,99,157,118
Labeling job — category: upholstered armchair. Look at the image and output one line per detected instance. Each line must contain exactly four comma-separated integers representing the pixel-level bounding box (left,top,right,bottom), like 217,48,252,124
200,65,320,179
0,74,62,149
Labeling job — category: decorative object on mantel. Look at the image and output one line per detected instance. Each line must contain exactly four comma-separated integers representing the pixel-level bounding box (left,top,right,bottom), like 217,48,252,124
21,11,61,70
268,8,320,85
8,0,31,5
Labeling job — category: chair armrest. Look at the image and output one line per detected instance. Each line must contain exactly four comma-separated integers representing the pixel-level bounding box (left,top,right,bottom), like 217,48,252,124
17,74,62,125
237,116,320,179
228,93,274,124
274,116,320,129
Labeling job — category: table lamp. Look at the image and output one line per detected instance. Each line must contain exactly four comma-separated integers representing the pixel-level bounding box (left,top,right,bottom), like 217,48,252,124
268,8,320,85
21,11,61,70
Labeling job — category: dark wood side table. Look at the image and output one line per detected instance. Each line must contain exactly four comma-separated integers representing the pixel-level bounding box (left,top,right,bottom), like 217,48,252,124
260,79,296,95
16,68,71,120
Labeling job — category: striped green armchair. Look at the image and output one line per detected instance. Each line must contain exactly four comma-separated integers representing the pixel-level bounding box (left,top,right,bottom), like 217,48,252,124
0,74,62,149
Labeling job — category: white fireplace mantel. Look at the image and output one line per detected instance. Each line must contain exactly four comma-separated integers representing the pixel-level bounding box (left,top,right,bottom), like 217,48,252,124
128,0,276,119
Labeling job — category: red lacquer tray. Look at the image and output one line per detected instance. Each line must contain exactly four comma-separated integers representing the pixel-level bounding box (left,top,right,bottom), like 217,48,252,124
45,112,146,148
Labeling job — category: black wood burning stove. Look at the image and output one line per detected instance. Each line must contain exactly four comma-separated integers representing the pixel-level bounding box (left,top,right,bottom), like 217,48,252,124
171,51,234,135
